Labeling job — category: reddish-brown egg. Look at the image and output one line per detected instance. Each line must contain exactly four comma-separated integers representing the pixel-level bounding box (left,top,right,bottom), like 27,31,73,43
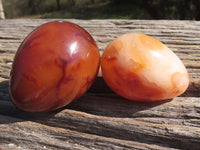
101,33,189,101
10,21,100,112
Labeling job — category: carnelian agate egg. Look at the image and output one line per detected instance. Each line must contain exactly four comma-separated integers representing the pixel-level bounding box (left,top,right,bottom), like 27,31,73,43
101,33,189,101
10,21,100,112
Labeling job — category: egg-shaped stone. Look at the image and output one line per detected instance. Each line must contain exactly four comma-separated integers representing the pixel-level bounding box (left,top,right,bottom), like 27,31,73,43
10,21,100,112
101,33,189,101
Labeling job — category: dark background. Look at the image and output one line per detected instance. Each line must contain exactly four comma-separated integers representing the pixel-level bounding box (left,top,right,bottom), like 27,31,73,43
2,0,200,20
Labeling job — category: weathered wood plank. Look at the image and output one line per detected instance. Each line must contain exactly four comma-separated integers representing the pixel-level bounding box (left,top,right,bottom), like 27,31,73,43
0,19,200,150
0,115,178,150
0,93,200,150
0,93,200,149
0,19,200,96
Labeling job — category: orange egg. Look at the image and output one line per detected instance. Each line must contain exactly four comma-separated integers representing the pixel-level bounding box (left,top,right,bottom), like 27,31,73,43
10,21,100,112
101,33,189,101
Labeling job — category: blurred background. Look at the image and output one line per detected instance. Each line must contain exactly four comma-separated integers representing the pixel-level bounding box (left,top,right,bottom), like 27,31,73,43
1,0,200,20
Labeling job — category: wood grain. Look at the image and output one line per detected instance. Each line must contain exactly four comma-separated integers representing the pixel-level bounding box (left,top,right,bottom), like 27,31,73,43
0,19,200,150
0,19,200,95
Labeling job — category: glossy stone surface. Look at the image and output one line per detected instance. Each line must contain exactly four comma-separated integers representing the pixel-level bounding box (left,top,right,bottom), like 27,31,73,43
10,21,100,112
101,33,189,101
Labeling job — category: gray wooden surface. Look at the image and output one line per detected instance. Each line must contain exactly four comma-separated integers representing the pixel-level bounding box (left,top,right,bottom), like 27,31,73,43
0,19,200,150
